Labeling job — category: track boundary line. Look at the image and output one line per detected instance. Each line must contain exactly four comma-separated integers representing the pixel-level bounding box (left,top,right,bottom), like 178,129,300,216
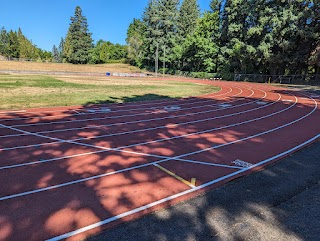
0,82,227,118
0,86,233,122
0,89,269,150
0,87,251,138
2,87,246,128
46,133,320,241
1,93,317,200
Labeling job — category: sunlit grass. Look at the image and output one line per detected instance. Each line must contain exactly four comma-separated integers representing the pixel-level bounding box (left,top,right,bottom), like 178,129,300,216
0,75,220,110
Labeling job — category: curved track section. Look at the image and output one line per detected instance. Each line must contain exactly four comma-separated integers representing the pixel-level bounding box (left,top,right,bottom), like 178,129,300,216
0,79,319,241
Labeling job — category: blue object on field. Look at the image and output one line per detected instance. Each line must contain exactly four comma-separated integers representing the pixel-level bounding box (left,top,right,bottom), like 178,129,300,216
106,72,111,76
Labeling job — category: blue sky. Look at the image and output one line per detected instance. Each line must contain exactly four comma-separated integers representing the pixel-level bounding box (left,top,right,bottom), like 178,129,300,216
0,0,211,51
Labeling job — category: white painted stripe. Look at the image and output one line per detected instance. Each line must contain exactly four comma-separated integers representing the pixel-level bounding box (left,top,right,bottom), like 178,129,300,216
0,85,226,118
46,133,320,241
0,93,311,201
0,90,272,152
0,88,257,142
0,87,232,122
6,87,245,128
0,88,250,138
175,159,243,169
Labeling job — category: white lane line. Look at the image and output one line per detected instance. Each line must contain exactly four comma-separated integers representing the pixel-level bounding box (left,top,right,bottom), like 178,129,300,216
0,87,254,138
175,159,244,169
0,92,307,201
46,133,320,241
0,84,226,118
0,89,269,151
3,87,244,128
0,87,232,122
0,110,26,114
0,92,315,202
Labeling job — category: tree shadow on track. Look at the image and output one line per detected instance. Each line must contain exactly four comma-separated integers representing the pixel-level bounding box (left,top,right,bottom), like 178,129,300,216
86,142,320,241
0,91,319,241
84,94,177,106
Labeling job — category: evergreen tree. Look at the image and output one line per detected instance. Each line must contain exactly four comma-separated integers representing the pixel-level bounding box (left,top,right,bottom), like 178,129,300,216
64,6,93,64
58,38,65,62
8,30,20,58
126,19,145,67
178,0,200,38
0,27,9,57
52,45,60,62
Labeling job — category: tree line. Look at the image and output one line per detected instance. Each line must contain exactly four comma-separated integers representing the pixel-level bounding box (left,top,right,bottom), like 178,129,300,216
126,0,319,78
0,27,52,61
0,6,127,64
52,6,127,64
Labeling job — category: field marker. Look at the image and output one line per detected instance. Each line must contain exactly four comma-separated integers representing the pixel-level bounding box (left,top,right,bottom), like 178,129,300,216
232,159,253,168
191,178,196,187
164,105,181,111
256,101,267,105
87,108,111,113
218,104,232,108
153,163,195,188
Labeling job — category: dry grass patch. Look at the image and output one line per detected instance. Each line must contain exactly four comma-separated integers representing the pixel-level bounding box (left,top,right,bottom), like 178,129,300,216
0,61,142,73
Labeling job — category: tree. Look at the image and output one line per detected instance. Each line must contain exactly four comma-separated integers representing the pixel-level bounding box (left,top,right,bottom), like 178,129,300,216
52,45,60,62
58,38,65,62
126,19,145,67
182,12,219,72
0,27,9,57
178,0,200,38
63,6,93,64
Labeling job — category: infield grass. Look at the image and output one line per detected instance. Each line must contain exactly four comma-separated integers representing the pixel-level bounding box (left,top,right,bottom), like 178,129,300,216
0,74,220,110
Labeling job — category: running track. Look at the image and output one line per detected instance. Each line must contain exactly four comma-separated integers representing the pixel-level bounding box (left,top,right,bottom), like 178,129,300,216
0,79,319,241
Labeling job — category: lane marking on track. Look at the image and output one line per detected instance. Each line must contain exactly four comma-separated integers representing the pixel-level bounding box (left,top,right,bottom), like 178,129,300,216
0,89,251,138
0,88,258,140
0,92,288,168
0,90,276,152
0,87,234,122
46,133,320,241
164,105,181,111
256,101,267,105
1,87,245,128
0,110,26,114
153,163,195,188
0,93,313,201
218,104,232,108
0,85,227,118
232,159,253,168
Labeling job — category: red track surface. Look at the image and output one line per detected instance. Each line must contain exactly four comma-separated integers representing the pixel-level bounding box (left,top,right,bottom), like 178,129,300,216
0,79,319,241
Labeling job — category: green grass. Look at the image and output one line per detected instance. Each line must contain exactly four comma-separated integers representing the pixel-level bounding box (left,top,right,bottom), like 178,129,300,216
0,75,220,110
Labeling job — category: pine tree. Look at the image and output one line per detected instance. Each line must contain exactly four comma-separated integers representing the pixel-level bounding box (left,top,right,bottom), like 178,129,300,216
64,6,93,64
0,27,9,57
126,19,145,67
8,30,20,58
52,45,60,62
142,0,162,67
58,38,64,62
178,0,200,38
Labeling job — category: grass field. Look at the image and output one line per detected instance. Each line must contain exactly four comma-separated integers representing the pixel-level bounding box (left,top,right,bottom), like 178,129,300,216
0,74,220,110
0,61,142,73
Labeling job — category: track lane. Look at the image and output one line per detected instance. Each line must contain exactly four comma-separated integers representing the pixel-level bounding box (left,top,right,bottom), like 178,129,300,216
0,81,319,241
